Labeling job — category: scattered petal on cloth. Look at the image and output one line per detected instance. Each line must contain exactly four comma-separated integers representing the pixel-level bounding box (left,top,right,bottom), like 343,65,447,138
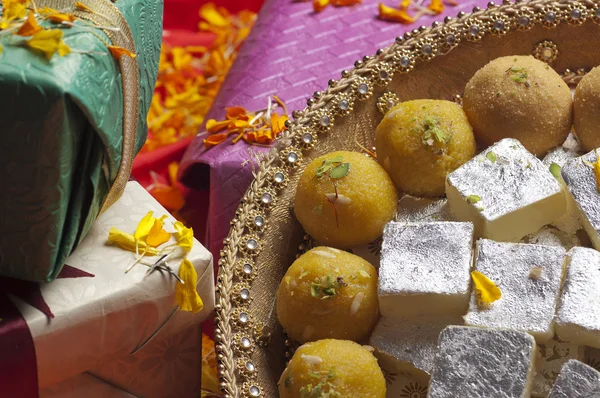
176,258,204,313
25,28,71,59
107,228,160,256
15,11,42,36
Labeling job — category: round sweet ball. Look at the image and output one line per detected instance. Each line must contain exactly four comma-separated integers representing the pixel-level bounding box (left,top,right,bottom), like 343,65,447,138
376,99,476,197
463,55,572,156
294,151,397,249
278,339,386,398
276,247,378,344
574,66,600,151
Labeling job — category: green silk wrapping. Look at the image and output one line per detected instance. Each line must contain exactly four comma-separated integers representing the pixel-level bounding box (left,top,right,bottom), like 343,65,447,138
0,0,163,281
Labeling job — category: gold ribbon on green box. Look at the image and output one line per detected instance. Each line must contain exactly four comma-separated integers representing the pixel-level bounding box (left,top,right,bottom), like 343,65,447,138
0,0,163,282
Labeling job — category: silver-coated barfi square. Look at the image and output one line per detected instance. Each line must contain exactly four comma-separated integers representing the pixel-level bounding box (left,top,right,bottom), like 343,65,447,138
428,326,536,398
446,138,566,242
562,150,600,248
464,239,566,343
555,247,600,348
378,222,474,318
370,315,462,383
548,360,600,398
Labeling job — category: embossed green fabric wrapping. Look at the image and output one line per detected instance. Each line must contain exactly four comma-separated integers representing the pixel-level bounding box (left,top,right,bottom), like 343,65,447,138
0,0,163,282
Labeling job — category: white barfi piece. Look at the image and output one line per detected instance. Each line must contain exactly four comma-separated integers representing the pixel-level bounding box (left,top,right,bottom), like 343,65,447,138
556,247,600,348
369,315,462,383
464,239,565,343
428,326,536,398
395,195,451,223
378,222,474,317
521,226,581,251
548,360,600,398
542,148,582,234
533,339,584,397
446,138,566,242
562,150,600,249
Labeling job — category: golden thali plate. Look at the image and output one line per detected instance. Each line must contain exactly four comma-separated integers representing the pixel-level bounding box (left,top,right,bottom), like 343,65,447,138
215,1,600,396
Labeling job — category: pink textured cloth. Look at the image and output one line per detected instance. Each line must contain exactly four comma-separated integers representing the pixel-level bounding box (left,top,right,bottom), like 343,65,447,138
179,0,487,259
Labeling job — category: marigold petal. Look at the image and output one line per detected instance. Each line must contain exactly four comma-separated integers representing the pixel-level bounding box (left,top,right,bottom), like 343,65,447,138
378,3,415,23
15,11,42,36
74,1,94,12
199,3,229,28
150,186,185,212
176,258,204,313
225,106,247,119
134,211,155,240
173,221,194,252
399,0,412,9
471,271,502,307
2,0,27,23
428,0,444,14
313,0,330,12
205,119,230,133
203,132,228,148
108,45,136,59
107,227,159,255
26,29,67,60
48,12,76,23
146,215,171,247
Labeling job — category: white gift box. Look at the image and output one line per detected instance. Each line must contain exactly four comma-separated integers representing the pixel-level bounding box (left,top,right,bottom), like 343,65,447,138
13,182,214,396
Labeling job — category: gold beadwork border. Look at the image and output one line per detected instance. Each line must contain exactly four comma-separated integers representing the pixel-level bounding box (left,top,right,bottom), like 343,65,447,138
215,1,598,396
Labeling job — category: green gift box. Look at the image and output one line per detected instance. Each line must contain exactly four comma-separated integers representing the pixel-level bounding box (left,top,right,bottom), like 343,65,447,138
0,0,163,281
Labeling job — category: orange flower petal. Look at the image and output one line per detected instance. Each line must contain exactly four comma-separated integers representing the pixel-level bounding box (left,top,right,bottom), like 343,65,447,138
150,186,185,211
203,132,228,148
313,0,330,12
108,45,136,59
270,112,289,134
399,0,412,9
206,119,230,133
16,11,42,36
225,106,247,119
378,3,415,23
331,0,361,5
146,216,171,247
48,13,77,24
428,0,444,14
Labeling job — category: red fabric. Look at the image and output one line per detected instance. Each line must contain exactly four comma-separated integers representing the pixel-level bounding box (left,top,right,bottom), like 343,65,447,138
0,265,94,397
163,0,264,32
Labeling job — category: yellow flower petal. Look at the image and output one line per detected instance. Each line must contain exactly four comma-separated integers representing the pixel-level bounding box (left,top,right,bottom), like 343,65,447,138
146,215,171,247
16,11,42,36
199,3,229,28
107,227,159,255
26,29,69,60
176,258,204,313
134,211,155,240
428,0,444,14
378,3,415,23
173,221,194,252
74,1,93,12
313,0,330,12
471,271,502,307
2,0,28,24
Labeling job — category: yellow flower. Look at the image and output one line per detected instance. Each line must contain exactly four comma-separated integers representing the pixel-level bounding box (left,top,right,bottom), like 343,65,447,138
146,215,170,247
47,12,76,24
199,3,229,28
176,258,204,313
26,29,71,60
107,227,159,255
16,11,42,36
173,221,194,252
1,0,28,29
134,211,155,240
471,271,502,307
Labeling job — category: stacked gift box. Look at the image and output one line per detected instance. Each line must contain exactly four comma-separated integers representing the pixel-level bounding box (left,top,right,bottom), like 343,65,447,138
0,0,214,396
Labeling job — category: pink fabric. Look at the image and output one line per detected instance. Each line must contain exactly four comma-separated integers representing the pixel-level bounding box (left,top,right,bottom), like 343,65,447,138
179,0,488,260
